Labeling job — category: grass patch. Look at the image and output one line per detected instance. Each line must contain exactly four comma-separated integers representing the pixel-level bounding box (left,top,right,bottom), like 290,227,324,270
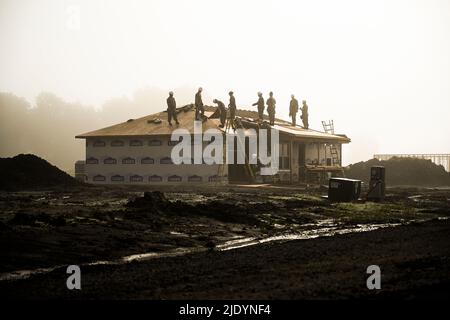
324,202,437,224
268,194,327,206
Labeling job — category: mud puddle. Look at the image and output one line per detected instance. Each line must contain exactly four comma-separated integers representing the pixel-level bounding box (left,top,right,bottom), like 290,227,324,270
0,220,410,282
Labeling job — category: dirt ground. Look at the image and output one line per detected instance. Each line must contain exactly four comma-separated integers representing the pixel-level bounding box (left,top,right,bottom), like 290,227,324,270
0,184,449,299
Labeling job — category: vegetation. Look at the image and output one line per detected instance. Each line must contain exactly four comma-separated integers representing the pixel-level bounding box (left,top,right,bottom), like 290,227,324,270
327,202,430,224
345,157,450,187
0,88,198,172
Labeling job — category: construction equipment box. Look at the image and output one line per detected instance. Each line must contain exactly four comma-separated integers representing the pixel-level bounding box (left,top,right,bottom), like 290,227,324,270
328,177,362,202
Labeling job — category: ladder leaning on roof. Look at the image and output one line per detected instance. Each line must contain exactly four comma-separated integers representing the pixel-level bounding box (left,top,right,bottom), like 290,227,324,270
322,120,345,177
216,116,231,184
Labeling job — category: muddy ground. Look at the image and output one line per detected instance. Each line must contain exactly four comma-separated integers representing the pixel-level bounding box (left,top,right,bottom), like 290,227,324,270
0,184,449,299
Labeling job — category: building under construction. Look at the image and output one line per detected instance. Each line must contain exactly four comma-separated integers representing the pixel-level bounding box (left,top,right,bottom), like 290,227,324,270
75,105,350,185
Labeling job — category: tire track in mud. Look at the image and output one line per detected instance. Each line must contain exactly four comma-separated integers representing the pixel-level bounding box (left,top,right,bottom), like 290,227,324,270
1,219,430,282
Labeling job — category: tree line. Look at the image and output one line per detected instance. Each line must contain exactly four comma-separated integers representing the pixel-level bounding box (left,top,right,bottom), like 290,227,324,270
0,87,196,172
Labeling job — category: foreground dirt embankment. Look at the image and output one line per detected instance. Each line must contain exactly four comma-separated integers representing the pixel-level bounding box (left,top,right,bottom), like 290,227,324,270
1,219,449,299
0,185,449,299
1,186,449,274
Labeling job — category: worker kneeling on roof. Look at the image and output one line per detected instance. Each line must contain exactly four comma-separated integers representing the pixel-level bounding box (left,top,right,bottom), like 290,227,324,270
213,98,227,128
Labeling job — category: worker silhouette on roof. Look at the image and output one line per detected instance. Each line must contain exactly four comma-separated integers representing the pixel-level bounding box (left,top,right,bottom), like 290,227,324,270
213,99,227,128
301,100,309,129
266,91,276,126
195,87,205,121
289,94,299,126
166,91,179,126
228,91,236,129
252,92,265,121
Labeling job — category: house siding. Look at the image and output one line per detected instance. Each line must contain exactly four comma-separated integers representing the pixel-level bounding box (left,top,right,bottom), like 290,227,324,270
84,135,226,184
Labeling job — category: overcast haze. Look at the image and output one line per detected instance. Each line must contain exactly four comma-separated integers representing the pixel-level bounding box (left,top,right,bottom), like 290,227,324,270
1,0,449,167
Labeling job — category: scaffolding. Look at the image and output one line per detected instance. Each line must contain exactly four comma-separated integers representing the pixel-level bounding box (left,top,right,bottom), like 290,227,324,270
374,154,450,172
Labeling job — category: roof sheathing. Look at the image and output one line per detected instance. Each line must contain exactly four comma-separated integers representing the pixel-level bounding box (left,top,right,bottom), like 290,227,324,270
76,107,350,143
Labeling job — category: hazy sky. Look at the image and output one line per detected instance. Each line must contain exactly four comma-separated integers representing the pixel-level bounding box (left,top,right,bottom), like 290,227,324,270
1,0,449,164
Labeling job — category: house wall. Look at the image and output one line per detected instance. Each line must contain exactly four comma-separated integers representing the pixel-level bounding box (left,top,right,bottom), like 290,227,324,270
304,142,342,166
291,142,299,182
83,135,225,185
276,139,299,183
275,140,343,183
81,135,344,185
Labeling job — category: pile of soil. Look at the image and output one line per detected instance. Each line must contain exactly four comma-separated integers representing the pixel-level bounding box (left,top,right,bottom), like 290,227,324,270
126,191,169,210
0,154,82,191
9,211,66,227
127,191,268,226
345,157,450,186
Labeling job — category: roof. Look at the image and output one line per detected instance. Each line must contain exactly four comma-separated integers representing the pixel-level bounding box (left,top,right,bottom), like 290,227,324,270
76,105,221,138
76,105,350,143
272,124,350,142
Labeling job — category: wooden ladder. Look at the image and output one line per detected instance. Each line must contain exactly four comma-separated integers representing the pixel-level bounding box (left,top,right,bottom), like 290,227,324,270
322,120,345,177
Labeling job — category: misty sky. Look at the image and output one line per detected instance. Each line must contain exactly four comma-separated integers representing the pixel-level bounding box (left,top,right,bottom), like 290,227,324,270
1,0,449,164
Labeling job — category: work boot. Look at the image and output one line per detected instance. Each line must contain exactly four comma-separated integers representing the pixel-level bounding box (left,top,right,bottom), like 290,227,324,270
169,122,172,126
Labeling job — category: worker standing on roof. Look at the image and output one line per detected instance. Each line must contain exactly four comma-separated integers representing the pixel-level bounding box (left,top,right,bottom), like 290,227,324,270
228,91,236,129
166,91,179,126
213,99,227,128
252,92,265,121
289,94,299,126
300,100,309,129
195,87,205,121
266,91,276,126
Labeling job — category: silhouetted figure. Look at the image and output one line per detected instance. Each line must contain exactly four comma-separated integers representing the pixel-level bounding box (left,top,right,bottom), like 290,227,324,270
266,91,276,126
166,91,179,126
213,99,227,127
252,92,265,121
228,91,236,128
195,87,204,120
301,100,309,129
289,94,299,126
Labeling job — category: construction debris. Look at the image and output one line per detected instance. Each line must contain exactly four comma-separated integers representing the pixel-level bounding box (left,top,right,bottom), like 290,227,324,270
147,118,162,124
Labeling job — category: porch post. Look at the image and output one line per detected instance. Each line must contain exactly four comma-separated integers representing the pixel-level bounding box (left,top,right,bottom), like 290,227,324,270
317,143,320,165
290,140,293,184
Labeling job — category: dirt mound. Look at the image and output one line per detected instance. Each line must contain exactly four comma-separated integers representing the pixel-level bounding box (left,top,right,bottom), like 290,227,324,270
127,191,264,226
126,191,168,209
10,211,66,227
345,157,450,186
0,154,82,191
